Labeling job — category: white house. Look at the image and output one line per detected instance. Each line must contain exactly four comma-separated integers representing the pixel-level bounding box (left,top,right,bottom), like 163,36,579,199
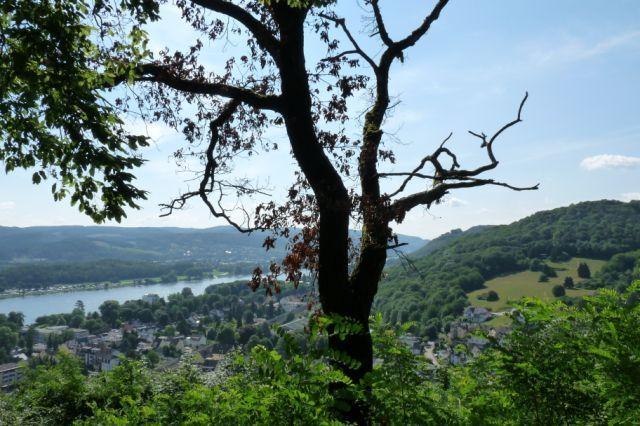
0,363,22,390
462,306,492,323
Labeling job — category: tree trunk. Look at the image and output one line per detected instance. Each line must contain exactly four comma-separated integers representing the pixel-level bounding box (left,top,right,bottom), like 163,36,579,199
274,9,382,423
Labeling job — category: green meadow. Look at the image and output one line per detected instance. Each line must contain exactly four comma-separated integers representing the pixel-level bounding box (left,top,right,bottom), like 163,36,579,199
468,257,606,312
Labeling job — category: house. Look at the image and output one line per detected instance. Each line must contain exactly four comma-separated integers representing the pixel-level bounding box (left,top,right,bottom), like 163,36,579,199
185,335,207,349
282,317,306,332
253,317,267,326
137,326,158,343
101,356,121,372
0,363,22,391
462,306,492,323
78,345,121,372
70,328,90,341
122,323,137,333
32,343,47,353
187,314,203,327
467,335,490,356
280,296,306,313
158,336,185,351
400,334,423,356
136,342,153,353
101,329,123,345
34,325,69,344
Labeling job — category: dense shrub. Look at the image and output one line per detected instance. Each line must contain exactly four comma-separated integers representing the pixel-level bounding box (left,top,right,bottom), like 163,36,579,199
552,285,566,297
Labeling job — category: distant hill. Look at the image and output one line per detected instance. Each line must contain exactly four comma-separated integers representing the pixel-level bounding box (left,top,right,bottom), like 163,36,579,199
375,200,640,338
0,225,426,265
409,225,493,259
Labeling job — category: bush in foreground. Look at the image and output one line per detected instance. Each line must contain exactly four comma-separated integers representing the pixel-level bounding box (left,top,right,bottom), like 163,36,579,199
2,283,639,424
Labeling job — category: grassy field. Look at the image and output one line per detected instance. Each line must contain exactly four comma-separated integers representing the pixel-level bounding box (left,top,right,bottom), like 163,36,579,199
468,257,606,312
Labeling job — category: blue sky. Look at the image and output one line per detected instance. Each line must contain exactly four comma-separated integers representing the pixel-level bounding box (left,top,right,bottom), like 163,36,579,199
1,0,639,239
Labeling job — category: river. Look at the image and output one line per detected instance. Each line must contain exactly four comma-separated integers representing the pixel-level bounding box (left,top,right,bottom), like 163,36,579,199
0,275,250,324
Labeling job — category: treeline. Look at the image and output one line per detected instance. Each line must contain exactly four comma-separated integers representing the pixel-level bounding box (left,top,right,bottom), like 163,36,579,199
377,200,640,337
587,249,640,291
2,283,639,424
0,260,250,291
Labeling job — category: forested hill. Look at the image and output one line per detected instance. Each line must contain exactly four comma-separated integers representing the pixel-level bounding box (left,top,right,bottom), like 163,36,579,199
408,225,493,259
376,200,640,337
0,225,426,265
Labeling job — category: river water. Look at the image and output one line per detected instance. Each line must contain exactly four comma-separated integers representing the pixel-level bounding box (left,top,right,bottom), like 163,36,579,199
0,275,250,324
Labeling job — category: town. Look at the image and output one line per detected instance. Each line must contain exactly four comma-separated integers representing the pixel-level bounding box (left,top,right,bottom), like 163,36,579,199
1,285,512,393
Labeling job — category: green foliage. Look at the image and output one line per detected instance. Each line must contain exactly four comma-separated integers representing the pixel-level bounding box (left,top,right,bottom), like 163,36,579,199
563,276,574,288
4,289,640,424
476,290,500,302
587,250,640,291
0,312,24,362
363,315,458,424
379,200,640,337
578,261,592,279
14,353,90,424
453,283,640,424
551,284,565,297
0,0,152,222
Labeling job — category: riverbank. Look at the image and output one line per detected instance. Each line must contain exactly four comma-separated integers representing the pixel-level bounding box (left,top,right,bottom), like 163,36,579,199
0,272,232,300
0,275,251,324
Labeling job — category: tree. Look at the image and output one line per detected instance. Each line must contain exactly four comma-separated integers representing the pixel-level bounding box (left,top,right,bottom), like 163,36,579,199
564,276,575,289
242,310,255,325
217,325,236,348
552,285,565,297
1,0,537,395
177,319,191,336
99,300,120,328
145,350,160,367
486,290,499,302
7,312,24,328
0,326,18,362
578,262,592,279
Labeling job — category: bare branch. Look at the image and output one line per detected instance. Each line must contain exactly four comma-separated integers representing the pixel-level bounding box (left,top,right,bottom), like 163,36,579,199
159,99,267,233
190,0,280,61
369,0,394,47
380,132,453,198
394,0,450,52
386,92,538,221
459,91,529,177
386,242,408,250
319,13,378,71
369,0,449,62
135,64,283,111
390,178,538,222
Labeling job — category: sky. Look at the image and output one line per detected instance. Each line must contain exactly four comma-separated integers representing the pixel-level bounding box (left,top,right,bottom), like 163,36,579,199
1,0,640,240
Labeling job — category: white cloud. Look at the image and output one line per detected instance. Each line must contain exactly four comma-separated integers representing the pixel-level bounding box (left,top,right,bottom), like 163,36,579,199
580,154,640,171
442,197,468,208
621,192,640,202
530,29,640,66
0,201,15,211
